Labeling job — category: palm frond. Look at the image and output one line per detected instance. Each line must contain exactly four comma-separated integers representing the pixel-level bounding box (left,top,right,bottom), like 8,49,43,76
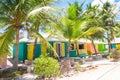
0,27,14,56
78,27,104,39
29,28,59,57
0,0,12,12
0,17,9,28
67,4,76,20
28,6,57,17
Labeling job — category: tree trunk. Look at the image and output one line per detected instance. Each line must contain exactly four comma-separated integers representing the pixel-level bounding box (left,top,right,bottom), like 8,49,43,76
108,42,111,53
33,38,37,60
67,40,71,58
41,41,47,56
13,28,20,69
65,40,71,73
91,39,97,54
75,40,79,56
33,26,39,60
107,32,111,53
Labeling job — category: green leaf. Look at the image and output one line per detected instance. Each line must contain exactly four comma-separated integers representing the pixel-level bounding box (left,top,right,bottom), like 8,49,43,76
29,28,59,57
0,27,14,56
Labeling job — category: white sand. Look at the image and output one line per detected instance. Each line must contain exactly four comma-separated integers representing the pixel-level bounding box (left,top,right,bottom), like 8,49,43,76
57,59,120,80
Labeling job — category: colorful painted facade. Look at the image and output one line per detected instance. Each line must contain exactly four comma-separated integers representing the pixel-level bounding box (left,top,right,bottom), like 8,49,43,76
12,41,108,61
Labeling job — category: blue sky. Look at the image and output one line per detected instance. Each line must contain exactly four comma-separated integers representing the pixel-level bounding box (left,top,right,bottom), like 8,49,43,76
0,29,3,33
55,0,120,8
54,0,93,9
115,0,120,2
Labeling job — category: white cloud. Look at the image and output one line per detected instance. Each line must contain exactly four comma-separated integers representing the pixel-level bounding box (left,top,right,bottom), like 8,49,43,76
92,0,115,7
92,0,120,14
92,0,102,7
92,0,114,6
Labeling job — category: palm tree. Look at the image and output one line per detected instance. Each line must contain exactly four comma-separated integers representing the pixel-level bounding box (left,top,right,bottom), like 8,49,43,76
48,1,101,58
28,5,58,59
68,2,104,55
57,2,86,58
0,0,56,68
99,1,119,53
84,3,105,54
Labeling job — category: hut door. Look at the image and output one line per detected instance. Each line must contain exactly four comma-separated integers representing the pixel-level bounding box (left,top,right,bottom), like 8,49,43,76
56,43,61,57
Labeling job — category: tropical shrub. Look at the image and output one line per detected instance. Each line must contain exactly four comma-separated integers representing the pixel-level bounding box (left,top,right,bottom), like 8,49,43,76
110,49,120,60
34,55,60,78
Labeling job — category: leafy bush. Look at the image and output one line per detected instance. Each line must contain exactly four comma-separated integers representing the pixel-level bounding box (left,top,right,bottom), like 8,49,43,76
110,49,120,60
34,55,60,78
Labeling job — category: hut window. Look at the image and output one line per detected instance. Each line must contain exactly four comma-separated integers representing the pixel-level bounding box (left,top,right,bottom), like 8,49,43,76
71,44,74,50
79,44,84,49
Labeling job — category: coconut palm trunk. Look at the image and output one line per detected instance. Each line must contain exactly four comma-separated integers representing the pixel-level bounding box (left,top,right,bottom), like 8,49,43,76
75,40,79,56
33,38,37,60
107,32,111,53
13,28,20,69
91,39,97,54
67,40,71,58
108,42,111,53
33,27,39,60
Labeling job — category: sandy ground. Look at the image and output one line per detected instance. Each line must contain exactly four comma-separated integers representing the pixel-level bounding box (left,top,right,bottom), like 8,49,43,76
57,59,120,80
6,58,120,80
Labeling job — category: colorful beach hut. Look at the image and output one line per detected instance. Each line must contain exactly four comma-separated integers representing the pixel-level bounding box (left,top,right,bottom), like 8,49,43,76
27,44,41,60
13,42,29,62
98,44,107,52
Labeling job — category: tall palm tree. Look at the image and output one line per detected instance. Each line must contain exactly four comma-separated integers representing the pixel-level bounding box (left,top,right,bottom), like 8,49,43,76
84,3,105,54
57,2,86,57
0,0,56,68
28,5,58,59
68,2,104,55
48,1,101,58
99,1,119,53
